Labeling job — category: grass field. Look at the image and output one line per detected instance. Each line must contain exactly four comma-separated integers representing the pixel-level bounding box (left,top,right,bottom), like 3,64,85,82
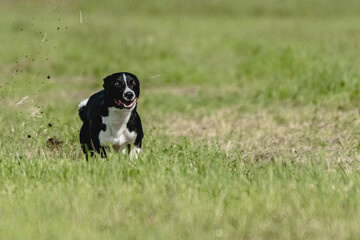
1,0,360,239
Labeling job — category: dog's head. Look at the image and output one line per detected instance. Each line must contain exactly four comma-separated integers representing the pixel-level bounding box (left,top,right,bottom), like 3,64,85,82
103,72,140,109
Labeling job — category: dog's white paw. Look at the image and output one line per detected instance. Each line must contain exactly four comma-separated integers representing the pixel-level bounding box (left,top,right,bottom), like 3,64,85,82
130,147,141,161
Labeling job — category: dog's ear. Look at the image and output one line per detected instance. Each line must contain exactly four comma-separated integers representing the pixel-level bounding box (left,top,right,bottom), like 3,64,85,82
103,75,112,89
137,78,140,97
132,76,140,98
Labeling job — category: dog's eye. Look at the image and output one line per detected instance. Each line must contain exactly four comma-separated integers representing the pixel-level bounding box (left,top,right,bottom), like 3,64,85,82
114,82,119,87
131,80,136,86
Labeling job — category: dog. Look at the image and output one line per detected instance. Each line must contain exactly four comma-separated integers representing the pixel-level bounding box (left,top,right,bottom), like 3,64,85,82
78,72,143,159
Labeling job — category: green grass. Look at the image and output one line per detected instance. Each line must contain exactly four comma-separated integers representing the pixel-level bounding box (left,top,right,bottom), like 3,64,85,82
1,0,360,239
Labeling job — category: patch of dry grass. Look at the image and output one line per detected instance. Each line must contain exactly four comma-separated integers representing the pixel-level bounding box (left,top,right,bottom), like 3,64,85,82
160,105,360,163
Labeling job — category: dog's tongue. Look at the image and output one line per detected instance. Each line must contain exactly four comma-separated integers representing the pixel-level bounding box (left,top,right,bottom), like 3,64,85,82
114,99,122,106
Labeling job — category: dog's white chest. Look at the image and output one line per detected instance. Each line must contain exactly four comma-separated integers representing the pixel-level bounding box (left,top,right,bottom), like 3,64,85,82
99,107,137,152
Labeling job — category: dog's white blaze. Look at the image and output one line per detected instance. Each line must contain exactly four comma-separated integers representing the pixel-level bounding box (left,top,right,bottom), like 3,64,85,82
78,98,89,109
123,73,135,101
99,106,137,152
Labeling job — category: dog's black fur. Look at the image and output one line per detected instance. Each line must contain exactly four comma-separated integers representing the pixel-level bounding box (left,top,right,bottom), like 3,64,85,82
79,72,143,158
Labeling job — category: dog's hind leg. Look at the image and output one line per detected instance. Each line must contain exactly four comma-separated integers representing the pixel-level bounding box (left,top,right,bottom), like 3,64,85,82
100,147,107,158
80,123,90,156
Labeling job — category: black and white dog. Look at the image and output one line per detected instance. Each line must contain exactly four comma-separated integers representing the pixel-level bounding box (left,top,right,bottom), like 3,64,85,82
78,72,143,159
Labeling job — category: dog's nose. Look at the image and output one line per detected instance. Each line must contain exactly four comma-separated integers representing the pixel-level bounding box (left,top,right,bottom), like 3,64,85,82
123,91,134,101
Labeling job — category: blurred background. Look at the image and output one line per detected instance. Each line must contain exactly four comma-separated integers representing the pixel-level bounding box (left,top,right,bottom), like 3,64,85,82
1,0,360,154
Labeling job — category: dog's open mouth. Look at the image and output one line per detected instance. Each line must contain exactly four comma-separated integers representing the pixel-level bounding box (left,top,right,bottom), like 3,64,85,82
114,98,137,109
